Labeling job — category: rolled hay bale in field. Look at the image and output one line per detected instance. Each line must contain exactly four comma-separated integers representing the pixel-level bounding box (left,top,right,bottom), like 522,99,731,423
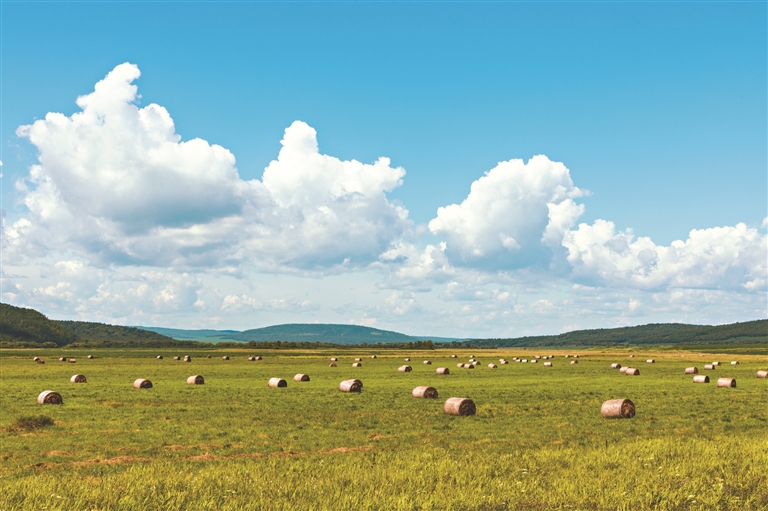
355,358,362,362
610,363,622,369
530,360,538,364
330,357,338,362
564,355,570,358
222,356,230,360
187,375,204,385
629,355,634,358
620,366,629,373
184,356,192,363
600,399,635,419
36,360,45,364
254,356,262,360
463,364,475,369
757,370,768,378
704,364,715,370
487,363,497,369
404,357,411,362
294,374,310,382
329,362,337,367
693,375,710,383
543,362,553,367
457,363,464,368
268,378,287,388
646,359,655,364
522,359,528,363
535,356,541,359
133,379,152,389
173,356,180,361
59,357,66,362
206,355,212,359
33,356,40,361
412,386,438,398
450,354,457,358
471,361,480,366
436,367,450,375
398,365,413,373
339,379,362,392
717,378,736,388
444,397,476,416
500,360,508,364
248,357,256,361
87,355,94,359
625,368,640,376
730,361,739,365
352,362,363,367
157,355,163,360
70,374,87,383
573,355,579,359
712,361,721,366
37,391,63,405
570,360,578,365
68,359,76,364
370,355,377,359
685,367,698,374
423,360,432,365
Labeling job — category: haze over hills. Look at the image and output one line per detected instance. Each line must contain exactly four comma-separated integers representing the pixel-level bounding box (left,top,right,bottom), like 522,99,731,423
1,302,765,349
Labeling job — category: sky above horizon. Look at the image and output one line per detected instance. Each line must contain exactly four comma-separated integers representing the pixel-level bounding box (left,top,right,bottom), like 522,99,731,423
1,1,766,337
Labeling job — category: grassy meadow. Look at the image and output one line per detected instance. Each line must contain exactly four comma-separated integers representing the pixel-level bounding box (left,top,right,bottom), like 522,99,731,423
1,348,766,510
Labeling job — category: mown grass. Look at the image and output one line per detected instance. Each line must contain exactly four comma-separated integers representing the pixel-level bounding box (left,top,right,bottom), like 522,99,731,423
1,348,766,510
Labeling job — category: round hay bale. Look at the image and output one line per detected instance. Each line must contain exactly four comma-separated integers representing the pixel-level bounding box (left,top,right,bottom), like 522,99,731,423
712,361,721,366
685,367,698,374
37,391,62,405
573,355,579,359
355,358,362,362
530,359,538,364
294,374,310,382
370,355,377,359
33,357,40,361
610,363,621,369
330,357,338,362
187,375,204,385
450,354,457,358
488,364,497,369
268,378,287,388
704,364,715,370
500,360,508,364
730,361,739,365
629,355,634,358
248,356,256,361
352,362,362,367
36,359,45,364
206,355,212,359
619,366,629,373
444,397,476,416
339,379,362,392
133,379,152,389
183,356,191,363
543,361,553,367
87,355,94,359
329,362,337,367
412,386,438,398
68,359,76,363
456,363,464,368
466,364,474,369
522,359,528,363
222,356,230,360
255,356,262,360
600,399,635,419
398,365,413,373
59,357,66,362
436,367,450,375
423,360,432,365
646,359,655,364
157,355,163,360
70,374,87,383
570,360,578,365
625,368,640,376
693,375,709,383
404,357,410,362
564,355,570,358
717,378,736,388
173,356,180,361
757,370,768,378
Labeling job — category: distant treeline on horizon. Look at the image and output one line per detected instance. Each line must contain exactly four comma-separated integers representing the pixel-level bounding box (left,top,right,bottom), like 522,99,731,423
1,303,765,350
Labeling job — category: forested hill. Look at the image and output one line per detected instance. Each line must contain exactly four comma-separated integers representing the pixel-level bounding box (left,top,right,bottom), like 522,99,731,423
57,321,178,346
462,320,767,348
0,303,79,348
224,323,417,345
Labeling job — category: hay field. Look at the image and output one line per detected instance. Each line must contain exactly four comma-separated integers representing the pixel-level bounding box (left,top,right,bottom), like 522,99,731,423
1,348,767,510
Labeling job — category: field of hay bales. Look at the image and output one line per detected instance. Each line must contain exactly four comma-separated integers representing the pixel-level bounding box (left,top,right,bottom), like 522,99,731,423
1,348,767,510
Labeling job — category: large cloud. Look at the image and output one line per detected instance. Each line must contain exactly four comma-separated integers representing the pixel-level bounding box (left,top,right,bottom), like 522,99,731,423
428,155,586,269
9,63,410,270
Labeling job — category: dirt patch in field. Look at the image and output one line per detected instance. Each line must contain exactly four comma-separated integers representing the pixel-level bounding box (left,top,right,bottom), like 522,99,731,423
164,445,188,451
320,446,374,454
269,451,302,457
46,451,80,457
20,432,50,437
30,456,151,469
186,452,264,461
369,434,392,440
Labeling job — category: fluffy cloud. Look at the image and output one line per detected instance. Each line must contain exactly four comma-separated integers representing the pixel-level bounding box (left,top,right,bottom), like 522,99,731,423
9,63,410,271
563,220,767,291
428,155,586,269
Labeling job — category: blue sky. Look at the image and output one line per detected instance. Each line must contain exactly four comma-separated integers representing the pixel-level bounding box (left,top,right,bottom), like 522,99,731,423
2,2,766,336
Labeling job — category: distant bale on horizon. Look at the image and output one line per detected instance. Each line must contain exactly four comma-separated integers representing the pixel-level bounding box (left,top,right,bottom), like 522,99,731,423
398,365,412,373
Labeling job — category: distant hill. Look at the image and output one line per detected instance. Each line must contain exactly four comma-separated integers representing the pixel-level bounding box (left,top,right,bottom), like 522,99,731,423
138,327,240,339
223,323,418,345
57,321,178,346
0,303,79,348
463,320,768,348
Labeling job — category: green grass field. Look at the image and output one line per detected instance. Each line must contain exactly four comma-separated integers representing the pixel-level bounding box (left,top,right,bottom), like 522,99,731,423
1,348,766,510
